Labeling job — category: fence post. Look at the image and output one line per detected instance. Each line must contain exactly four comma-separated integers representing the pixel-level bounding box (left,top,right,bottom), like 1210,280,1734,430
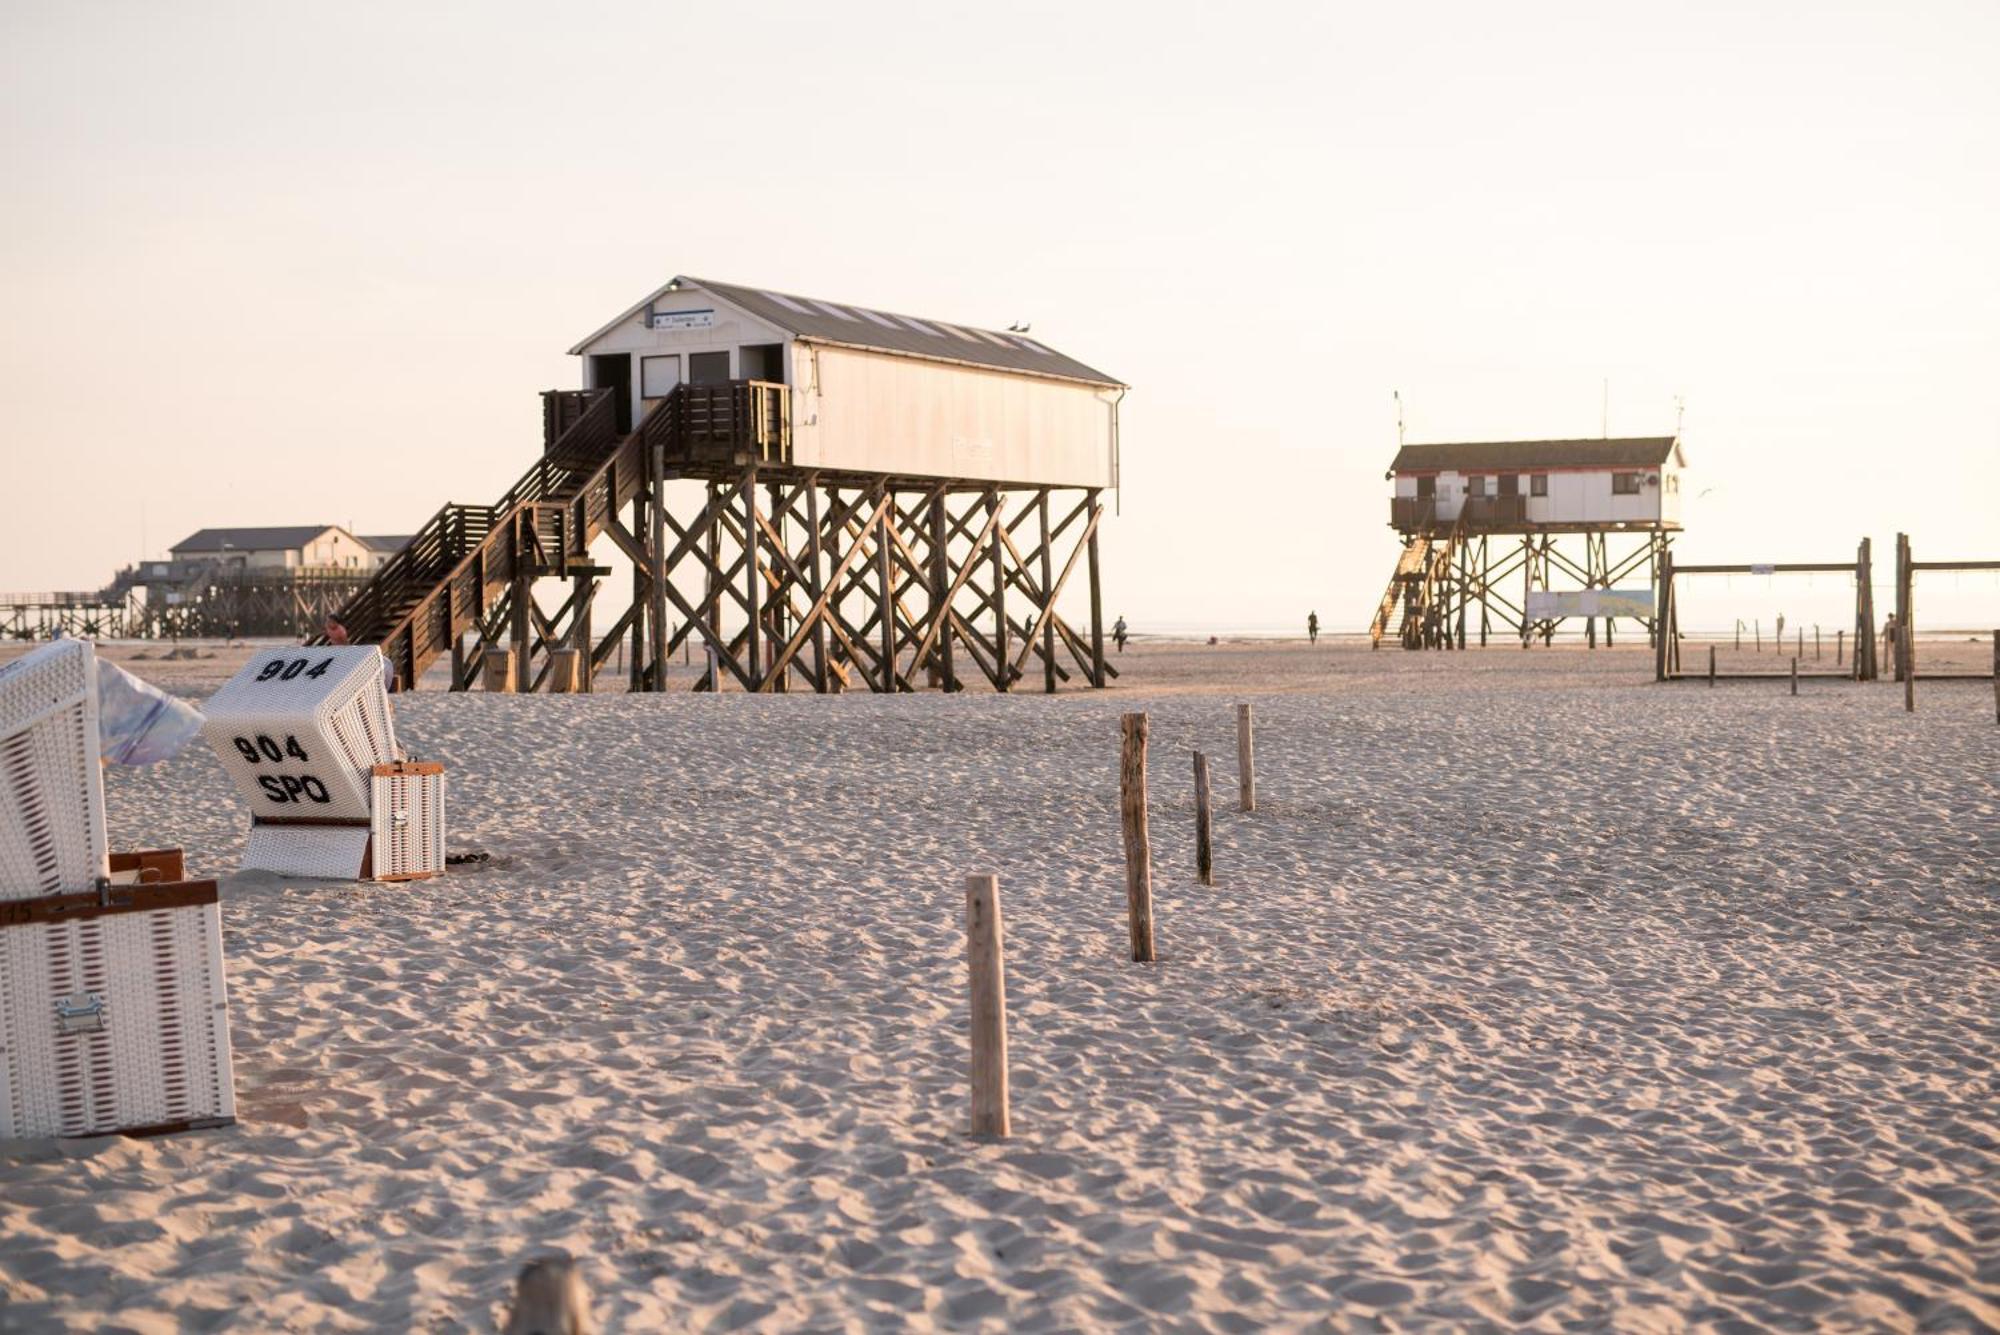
1236,703,1256,813
1192,751,1213,886
1120,714,1156,963
964,873,1010,1138
1903,622,1914,713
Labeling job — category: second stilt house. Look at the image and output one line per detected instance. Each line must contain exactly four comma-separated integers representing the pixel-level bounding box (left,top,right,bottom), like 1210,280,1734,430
323,278,1127,694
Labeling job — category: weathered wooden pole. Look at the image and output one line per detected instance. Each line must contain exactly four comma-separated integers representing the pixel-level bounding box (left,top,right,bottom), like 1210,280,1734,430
1236,703,1256,813
1708,644,1716,686
1756,619,1761,652
1837,629,1844,667
1790,656,1798,696
1992,631,1998,725
1815,626,1821,661
1903,621,1914,713
1192,751,1214,886
964,873,1010,1138
1120,713,1156,963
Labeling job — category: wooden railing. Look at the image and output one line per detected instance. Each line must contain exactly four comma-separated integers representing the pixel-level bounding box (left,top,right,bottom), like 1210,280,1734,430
642,379,789,463
1389,495,1529,529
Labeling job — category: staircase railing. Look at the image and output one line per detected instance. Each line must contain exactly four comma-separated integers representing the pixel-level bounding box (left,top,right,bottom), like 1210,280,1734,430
321,379,789,686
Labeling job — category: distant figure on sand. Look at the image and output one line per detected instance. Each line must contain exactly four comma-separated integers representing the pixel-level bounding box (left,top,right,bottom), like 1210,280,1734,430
1307,611,1319,645
1775,612,1786,643
1882,612,1898,664
1113,615,1129,653
504,1255,594,1335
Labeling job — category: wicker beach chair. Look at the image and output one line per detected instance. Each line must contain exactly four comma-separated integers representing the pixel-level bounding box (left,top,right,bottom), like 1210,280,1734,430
201,646,444,881
0,640,237,1138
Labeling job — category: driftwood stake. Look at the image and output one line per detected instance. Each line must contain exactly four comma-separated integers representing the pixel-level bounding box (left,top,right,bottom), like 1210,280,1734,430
1192,751,1214,886
1903,622,1915,713
1236,703,1256,813
964,873,1010,1138
1120,713,1156,963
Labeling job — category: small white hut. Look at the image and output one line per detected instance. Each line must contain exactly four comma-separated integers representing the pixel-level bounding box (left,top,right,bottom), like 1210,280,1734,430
567,276,1126,490
1388,437,1686,532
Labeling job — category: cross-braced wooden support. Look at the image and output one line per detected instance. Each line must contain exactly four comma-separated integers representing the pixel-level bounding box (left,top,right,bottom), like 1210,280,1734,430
1382,527,1674,651
614,470,1115,693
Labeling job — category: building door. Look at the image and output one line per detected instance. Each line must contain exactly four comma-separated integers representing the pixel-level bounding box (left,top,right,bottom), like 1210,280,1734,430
739,343,784,383
589,354,635,432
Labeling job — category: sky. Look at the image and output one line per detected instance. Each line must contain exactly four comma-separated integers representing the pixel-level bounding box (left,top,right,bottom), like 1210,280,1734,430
3,0,1997,632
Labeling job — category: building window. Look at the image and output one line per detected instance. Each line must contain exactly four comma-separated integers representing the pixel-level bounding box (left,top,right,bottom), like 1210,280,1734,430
1415,476,1436,499
1531,474,1548,497
1466,475,1488,498
641,354,682,399
1612,472,1642,495
689,351,731,385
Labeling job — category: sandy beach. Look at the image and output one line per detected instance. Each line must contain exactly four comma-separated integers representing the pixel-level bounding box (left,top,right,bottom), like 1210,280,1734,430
1,641,1995,1331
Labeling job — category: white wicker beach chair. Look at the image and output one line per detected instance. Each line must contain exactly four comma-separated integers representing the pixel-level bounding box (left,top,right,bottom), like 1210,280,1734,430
0,639,107,898
0,641,236,1139
201,646,443,881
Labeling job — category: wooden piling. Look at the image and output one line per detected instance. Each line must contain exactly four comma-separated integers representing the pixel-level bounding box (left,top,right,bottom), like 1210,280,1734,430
1837,629,1844,666
1192,751,1213,886
1756,620,1761,652
482,648,516,693
1992,631,1998,725
964,873,1010,1138
1903,622,1914,713
548,648,584,693
1236,703,1256,813
1708,644,1716,686
1790,656,1798,696
1815,626,1821,661
1120,713,1156,963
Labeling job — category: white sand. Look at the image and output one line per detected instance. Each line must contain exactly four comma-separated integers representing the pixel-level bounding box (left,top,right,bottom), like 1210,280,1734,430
2,642,1995,1331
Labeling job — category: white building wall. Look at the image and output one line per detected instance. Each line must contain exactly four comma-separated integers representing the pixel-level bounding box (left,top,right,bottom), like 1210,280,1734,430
1395,466,1673,526
791,344,1117,489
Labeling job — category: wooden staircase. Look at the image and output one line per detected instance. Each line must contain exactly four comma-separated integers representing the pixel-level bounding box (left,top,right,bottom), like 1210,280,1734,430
1368,512,1468,649
317,379,791,689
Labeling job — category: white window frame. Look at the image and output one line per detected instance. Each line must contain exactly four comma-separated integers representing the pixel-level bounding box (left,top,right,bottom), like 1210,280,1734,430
641,354,683,400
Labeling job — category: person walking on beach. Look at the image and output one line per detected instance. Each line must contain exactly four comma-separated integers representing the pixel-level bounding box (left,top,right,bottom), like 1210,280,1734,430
1775,612,1786,645
1307,610,1319,645
1113,615,1129,654
1881,611,1898,668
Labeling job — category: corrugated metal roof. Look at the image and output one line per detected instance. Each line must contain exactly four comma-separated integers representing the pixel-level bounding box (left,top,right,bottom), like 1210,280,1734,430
170,525,338,554
1391,437,1680,472
570,277,1125,388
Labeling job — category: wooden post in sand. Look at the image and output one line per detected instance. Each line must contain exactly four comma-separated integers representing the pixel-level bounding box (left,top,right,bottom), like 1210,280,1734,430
1815,626,1821,661
1236,703,1256,813
1903,622,1915,713
1192,751,1214,886
1992,632,1998,725
1837,629,1844,667
1120,713,1156,963
1708,645,1716,686
964,873,1010,1138
482,648,516,693
1790,656,1798,696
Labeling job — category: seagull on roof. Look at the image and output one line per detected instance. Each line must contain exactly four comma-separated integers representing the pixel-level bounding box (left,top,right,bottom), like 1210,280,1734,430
1007,322,1031,333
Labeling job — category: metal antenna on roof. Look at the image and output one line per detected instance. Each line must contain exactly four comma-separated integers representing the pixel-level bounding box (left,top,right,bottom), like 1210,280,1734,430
1394,390,1405,448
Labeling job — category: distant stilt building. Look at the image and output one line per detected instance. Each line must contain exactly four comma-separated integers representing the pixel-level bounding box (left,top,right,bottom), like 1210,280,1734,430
1372,436,1684,649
